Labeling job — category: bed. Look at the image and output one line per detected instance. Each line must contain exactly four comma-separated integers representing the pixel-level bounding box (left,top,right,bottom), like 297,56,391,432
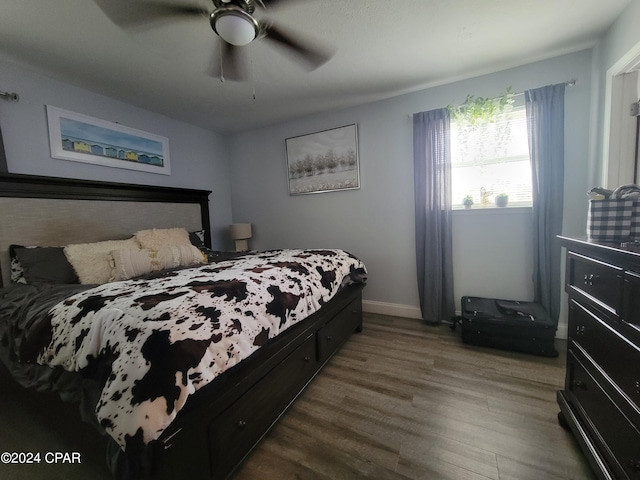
0,173,367,480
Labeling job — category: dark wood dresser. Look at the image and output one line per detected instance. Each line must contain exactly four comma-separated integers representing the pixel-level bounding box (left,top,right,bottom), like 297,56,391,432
558,236,640,479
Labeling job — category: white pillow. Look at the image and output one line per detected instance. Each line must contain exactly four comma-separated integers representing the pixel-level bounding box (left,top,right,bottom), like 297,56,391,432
110,245,206,281
135,227,191,250
65,238,140,284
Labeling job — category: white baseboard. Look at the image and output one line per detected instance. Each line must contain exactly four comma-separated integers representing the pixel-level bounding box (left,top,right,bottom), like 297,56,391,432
362,300,422,319
556,324,568,340
362,300,568,340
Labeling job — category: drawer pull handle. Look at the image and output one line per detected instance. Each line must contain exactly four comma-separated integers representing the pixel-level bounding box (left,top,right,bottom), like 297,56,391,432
629,459,640,472
572,380,587,391
326,335,333,341
583,274,599,286
304,356,312,362
237,420,247,431
575,325,585,336
636,381,640,394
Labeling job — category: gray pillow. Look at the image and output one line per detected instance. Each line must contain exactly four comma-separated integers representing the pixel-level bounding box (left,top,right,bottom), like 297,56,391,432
13,246,79,285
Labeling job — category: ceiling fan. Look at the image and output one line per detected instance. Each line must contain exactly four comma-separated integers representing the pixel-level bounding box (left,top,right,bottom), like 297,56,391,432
94,0,334,81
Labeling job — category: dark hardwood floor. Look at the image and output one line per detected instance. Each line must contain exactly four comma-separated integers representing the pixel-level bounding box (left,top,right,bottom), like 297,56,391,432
0,363,112,480
0,313,593,480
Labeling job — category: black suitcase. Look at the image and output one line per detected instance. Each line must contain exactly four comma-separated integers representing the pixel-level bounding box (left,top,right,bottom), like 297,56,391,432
458,296,558,357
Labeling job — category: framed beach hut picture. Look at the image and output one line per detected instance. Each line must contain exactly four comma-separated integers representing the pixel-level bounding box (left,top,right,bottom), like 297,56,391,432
46,105,170,175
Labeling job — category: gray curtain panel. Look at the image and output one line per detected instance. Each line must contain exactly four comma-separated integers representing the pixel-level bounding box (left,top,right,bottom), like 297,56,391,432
525,83,565,325
413,108,455,323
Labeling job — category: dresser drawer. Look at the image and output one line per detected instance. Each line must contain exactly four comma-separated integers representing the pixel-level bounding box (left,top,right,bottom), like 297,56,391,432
567,351,640,479
569,300,640,413
623,271,640,327
567,252,623,315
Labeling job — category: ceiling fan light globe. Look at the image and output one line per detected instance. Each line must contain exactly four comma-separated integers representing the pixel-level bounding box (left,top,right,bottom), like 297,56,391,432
215,13,257,46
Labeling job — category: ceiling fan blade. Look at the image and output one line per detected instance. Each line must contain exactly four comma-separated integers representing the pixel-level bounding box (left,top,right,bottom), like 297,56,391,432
262,22,333,70
209,41,249,81
94,0,208,29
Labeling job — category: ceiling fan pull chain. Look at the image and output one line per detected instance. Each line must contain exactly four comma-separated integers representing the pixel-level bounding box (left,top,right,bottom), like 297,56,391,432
250,50,256,100
219,41,225,83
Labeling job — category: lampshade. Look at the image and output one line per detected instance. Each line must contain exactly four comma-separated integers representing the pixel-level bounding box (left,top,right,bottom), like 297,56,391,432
214,11,257,46
230,223,252,240
230,223,252,252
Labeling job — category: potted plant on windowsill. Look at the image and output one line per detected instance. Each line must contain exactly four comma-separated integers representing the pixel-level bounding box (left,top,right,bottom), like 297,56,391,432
462,195,474,208
495,193,509,207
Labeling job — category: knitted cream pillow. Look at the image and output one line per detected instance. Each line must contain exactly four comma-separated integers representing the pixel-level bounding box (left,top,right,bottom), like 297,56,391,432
110,245,206,282
64,237,140,284
135,227,191,250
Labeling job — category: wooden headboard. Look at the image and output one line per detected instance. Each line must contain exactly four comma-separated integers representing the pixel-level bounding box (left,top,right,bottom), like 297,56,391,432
0,173,211,287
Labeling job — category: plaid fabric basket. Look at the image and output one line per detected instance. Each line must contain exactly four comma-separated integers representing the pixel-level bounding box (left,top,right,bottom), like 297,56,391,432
587,199,636,241
632,201,640,239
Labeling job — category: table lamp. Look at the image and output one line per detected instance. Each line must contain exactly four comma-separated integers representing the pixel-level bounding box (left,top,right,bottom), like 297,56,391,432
230,223,252,252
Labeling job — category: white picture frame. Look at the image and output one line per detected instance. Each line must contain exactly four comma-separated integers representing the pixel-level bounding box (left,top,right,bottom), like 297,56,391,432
46,105,171,175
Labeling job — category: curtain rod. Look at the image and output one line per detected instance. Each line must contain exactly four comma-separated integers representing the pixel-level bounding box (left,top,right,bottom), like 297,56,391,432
510,79,576,99
409,79,576,117
0,90,19,102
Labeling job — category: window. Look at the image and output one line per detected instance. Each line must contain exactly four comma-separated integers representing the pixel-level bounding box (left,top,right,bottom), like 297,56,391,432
451,104,532,209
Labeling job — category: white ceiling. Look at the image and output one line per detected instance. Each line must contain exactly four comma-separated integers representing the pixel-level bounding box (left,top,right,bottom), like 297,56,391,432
0,0,632,134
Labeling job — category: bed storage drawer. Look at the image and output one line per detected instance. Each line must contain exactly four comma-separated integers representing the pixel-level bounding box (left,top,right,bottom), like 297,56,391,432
566,350,640,479
208,333,318,478
566,252,623,315
317,297,362,363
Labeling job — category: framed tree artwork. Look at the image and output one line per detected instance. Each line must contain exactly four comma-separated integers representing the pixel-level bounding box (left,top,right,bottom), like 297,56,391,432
286,124,359,195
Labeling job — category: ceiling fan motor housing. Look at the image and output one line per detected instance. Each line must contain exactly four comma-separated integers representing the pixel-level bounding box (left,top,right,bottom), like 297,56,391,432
210,4,260,46
212,0,256,13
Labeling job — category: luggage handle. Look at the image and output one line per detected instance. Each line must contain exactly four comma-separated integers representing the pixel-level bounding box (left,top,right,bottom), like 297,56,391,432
495,300,536,321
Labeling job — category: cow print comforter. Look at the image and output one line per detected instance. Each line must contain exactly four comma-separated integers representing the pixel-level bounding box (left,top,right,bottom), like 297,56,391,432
20,249,365,453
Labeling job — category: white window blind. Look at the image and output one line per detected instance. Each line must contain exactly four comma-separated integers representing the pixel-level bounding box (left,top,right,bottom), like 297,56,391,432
451,105,532,209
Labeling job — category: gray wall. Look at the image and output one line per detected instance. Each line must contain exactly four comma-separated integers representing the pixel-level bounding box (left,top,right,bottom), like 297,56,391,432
228,50,594,337
0,58,233,249
592,0,640,186
5,6,638,339
599,0,640,78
